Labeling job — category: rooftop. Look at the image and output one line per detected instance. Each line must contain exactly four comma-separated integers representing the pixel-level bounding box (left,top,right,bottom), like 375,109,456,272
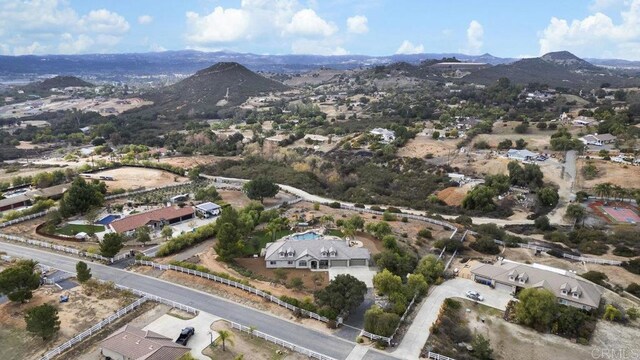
265,238,370,262
110,206,194,233
100,325,189,360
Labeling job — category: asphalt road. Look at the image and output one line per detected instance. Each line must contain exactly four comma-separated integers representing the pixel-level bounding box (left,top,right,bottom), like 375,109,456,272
0,241,398,360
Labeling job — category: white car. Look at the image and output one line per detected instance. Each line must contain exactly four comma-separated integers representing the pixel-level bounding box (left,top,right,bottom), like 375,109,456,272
465,290,484,301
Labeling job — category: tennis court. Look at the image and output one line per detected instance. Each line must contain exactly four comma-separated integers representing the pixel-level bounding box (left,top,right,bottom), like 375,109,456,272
601,206,640,224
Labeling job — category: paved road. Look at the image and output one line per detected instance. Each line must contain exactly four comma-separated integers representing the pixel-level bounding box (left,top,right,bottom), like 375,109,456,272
0,241,397,360
392,278,513,360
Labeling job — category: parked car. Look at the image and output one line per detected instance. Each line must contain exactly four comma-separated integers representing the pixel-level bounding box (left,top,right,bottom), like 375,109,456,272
175,327,195,345
466,290,484,301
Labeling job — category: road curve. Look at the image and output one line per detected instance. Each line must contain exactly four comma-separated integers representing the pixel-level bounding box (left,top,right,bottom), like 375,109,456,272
0,241,398,360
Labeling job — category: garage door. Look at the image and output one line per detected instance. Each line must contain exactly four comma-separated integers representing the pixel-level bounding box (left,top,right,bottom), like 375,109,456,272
350,259,367,266
475,276,492,286
331,260,348,267
495,282,514,294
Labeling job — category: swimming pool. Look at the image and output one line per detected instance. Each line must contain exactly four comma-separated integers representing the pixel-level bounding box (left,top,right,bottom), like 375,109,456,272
291,232,322,241
96,214,121,225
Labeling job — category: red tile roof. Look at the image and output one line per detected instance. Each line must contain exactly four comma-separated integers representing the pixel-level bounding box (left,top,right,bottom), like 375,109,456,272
109,206,194,233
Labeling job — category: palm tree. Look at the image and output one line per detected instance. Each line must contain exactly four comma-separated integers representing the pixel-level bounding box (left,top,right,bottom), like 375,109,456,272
216,330,234,352
594,182,613,202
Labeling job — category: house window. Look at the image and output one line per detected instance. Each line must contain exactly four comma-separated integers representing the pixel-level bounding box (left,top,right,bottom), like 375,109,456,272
561,290,567,296
519,279,525,284
269,261,276,265
299,261,307,267
508,276,514,281
287,261,294,265
572,292,580,299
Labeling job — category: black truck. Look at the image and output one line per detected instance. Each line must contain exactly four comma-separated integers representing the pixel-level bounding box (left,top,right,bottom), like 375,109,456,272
175,327,195,346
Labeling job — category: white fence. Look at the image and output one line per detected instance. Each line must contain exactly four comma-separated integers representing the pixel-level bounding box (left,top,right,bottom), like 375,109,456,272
493,239,622,266
113,284,199,315
338,204,456,230
40,297,149,360
135,260,330,322
0,233,132,263
428,351,456,360
0,209,50,228
229,322,337,360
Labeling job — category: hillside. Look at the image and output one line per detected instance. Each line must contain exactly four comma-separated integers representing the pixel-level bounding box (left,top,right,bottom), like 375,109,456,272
462,51,640,88
365,58,490,81
39,76,94,89
144,62,290,116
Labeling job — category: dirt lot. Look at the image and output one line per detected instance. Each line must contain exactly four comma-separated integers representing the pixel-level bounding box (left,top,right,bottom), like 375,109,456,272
397,134,460,158
159,155,241,169
576,158,640,190
88,166,188,191
436,184,474,206
235,257,330,291
0,282,135,360
205,321,308,360
218,189,297,209
0,165,66,183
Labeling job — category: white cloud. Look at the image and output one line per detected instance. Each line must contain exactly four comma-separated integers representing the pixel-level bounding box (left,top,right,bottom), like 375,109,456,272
395,40,424,54
589,0,624,12
465,20,484,54
185,7,251,43
80,9,130,34
539,0,640,59
285,9,337,37
347,15,368,34
138,15,153,25
0,0,130,55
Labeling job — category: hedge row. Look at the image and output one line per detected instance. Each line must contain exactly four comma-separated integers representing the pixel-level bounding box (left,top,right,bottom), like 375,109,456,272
155,223,217,257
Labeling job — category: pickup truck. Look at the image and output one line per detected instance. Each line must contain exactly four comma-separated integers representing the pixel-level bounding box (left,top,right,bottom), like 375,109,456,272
175,327,195,346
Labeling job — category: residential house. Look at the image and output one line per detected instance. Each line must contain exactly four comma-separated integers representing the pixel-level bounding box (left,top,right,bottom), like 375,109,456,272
506,149,538,162
195,202,222,218
572,116,597,127
580,133,617,146
109,206,194,235
100,325,189,360
471,260,602,311
0,194,32,212
369,128,396,143
263,238,370,270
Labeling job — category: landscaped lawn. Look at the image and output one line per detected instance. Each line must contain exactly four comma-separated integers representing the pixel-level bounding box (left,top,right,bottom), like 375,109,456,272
243,229,293,255
55,224,105,236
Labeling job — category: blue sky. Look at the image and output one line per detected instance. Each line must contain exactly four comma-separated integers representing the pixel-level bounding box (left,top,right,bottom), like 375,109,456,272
2,0,640,59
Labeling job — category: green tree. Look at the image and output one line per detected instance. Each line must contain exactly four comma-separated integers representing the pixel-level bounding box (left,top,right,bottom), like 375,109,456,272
0,260,40,303
161,225,173,240
471,333,493,360
243,176,279,203
538,186,559,207
515,138,527,149
100,233,124,258
75,261,92,283
59,178,105,217
188,167,201,181
216,330,235,351
135,226,151,246
603,304,623,322
215,223,242,261
534,215,551,231
406,273,429,296
462,185,496,211
415,255,444,284
374,250,418,277
364,305,400,337
373,269,403,295
25,303,61,340
515,288,558,331
564,204,586,223
194,186,220,202
315,274,367,314
432,131,440,139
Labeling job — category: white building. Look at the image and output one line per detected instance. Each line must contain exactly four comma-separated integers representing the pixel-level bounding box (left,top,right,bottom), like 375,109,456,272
370,128,396,143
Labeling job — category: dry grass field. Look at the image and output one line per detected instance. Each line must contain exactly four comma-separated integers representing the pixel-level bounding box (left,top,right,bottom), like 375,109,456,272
397,134,459,158
576,158,640,190
89,166,188,190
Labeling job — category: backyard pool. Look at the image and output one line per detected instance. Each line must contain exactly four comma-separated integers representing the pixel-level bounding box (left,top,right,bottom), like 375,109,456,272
96,214,121,225
291,231,322,241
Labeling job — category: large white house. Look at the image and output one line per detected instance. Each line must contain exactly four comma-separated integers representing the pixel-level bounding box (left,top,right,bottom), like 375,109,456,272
580,133,617,146
263,232,370,270
471,260,602,311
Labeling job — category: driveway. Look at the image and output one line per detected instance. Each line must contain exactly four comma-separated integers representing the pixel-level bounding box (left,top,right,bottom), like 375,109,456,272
329,267,376,288
143,312,222,360
392,277,513,359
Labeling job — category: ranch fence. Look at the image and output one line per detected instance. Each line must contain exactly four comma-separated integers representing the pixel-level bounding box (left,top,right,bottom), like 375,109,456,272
134,260,330,322
493,239,622,266
40,297,149,360
229,322,337,360
0,209,51,228
0,233,131,263
428,351,456,360
104,181,195,200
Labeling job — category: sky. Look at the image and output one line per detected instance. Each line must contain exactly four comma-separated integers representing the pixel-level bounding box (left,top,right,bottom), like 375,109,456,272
2,0,640,60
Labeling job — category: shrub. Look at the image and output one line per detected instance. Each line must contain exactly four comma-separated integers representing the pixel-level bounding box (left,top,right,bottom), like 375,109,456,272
470,236,501,255
382,211,397,221
328,202,341,209
613,246,635,257
626,283,640,297
623,259,640,275
156,223,217,257
580,271,608,286
417,229,433,239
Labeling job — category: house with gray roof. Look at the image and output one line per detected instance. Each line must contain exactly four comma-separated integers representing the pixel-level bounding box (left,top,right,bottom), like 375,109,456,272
263,237,370,270
470,260,602,311
100,325,189,360
506,149,538,162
